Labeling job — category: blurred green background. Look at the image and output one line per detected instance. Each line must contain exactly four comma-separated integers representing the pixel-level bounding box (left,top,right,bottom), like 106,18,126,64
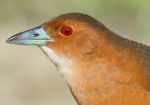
0,0,150,105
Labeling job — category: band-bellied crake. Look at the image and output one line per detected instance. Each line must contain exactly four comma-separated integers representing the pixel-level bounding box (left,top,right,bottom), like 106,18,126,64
6,13,150,105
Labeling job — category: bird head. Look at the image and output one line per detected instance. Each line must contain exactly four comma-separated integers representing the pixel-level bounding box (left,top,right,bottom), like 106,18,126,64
6,13,108,64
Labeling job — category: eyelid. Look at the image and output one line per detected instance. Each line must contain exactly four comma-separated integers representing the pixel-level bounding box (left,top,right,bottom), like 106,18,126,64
59,25,74,32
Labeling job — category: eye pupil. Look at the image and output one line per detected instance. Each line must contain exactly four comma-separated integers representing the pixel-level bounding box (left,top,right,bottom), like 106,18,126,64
64,29,68,33
60,26,73,36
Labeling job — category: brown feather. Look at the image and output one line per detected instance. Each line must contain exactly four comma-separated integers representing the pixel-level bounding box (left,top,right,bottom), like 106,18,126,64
43,13,150,105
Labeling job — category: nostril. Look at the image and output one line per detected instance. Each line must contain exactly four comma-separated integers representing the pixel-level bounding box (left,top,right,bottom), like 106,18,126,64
33,34,39,37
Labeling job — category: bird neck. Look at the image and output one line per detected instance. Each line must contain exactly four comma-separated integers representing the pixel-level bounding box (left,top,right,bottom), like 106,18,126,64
40,34,149,105
65,44,149,105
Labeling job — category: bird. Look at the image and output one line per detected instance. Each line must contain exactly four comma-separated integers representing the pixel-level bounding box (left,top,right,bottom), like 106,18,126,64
6,13,150,105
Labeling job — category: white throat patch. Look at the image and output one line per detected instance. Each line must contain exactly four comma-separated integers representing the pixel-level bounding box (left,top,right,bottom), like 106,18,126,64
40,46,72,80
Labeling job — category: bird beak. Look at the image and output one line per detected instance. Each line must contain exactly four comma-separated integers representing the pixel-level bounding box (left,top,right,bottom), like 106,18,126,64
6,24,53,46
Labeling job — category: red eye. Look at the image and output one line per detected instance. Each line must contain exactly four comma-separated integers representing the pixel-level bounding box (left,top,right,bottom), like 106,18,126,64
60,26,73,36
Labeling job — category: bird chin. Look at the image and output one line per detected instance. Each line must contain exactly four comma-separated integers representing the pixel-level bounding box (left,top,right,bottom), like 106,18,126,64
40,46,72,80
